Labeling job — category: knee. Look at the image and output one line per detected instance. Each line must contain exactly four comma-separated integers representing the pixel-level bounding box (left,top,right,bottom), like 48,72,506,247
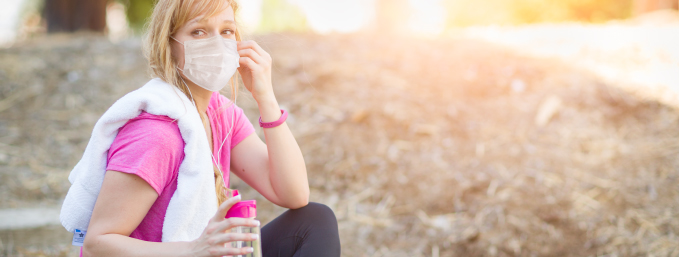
295,202,334,216
291,202,338,227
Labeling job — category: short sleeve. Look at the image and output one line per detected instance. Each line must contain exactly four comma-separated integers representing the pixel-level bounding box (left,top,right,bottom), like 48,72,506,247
106,113,185,195
228,104,256,149
211,93,255,150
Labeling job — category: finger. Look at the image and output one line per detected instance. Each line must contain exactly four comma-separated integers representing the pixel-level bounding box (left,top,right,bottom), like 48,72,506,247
207,246,254,256
212,194,241,222
211,218,260,235
237,48,266,65
208,233,259,245
236,40,263,54
238,57,259,72
237,40,270,60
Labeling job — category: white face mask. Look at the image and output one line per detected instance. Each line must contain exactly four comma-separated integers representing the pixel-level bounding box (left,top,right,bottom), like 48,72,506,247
172,35,240,92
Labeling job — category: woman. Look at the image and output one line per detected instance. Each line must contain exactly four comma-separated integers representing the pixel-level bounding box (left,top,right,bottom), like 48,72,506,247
78,0,340,256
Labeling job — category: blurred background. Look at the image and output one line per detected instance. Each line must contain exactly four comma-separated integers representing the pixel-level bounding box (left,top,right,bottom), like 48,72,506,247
1,0,679,256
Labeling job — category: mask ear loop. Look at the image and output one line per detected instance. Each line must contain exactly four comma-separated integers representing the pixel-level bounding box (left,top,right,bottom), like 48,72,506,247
170,36,183,45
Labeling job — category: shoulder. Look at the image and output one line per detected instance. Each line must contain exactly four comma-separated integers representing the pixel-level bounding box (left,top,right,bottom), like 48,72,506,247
208,92,248,121
108,112,184,194
116,112,184,151
208,92,237,111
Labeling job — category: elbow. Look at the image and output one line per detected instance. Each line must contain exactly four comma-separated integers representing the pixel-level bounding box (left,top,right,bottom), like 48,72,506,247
82,232,111,257
286,188,310,210
82,248,94,257
82,235,97,257
288,199,309,210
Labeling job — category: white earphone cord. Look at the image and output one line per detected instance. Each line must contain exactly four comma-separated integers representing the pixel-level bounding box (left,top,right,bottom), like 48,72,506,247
179,74,235,183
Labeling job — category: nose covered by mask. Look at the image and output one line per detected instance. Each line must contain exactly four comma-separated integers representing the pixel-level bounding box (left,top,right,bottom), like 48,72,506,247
172,35,240,92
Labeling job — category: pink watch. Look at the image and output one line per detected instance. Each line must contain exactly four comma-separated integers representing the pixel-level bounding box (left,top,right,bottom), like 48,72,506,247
259,109,288,128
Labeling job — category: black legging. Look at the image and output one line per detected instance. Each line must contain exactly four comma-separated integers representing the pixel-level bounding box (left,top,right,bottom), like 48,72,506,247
261,202,341,257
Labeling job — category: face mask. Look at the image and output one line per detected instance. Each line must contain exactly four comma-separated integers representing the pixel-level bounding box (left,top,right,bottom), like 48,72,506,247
171,35,240,92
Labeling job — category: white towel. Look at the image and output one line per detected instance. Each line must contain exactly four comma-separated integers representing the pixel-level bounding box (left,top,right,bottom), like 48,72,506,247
60,78,218,242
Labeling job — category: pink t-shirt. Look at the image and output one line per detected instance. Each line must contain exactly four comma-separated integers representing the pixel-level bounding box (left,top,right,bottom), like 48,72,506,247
105,92,255,242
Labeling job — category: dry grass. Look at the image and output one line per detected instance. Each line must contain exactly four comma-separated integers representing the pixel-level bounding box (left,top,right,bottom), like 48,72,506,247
1,32,678,256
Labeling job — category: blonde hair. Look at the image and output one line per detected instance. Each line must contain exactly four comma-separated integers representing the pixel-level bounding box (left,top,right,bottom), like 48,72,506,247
144,0,241,205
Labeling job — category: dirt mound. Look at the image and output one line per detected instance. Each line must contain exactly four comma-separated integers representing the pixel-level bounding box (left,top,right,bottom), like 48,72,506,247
1,33,678,256
463,21,679,114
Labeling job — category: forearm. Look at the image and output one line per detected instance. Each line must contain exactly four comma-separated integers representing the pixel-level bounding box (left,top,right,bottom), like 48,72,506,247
257,95,310,208
84,233,190,257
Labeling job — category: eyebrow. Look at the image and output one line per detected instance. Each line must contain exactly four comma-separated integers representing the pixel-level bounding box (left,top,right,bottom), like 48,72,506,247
187,18,236,25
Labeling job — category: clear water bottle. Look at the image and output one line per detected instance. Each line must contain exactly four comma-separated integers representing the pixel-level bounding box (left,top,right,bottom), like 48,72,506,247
225,190,261,257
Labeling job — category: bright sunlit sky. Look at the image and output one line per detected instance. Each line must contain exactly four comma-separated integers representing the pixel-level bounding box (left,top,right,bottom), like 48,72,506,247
242,0,446,35
289,0,376,34
0,0,25,46
408,0,447,36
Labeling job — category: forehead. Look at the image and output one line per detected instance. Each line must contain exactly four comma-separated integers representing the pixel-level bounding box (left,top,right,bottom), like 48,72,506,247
189,4,235,24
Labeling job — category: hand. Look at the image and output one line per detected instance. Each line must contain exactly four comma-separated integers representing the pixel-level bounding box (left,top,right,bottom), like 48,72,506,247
185,195,260,257
237,40,274,101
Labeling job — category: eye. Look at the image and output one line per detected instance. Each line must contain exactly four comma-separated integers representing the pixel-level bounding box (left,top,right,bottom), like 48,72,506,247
222,29,235,35
191,30,206,37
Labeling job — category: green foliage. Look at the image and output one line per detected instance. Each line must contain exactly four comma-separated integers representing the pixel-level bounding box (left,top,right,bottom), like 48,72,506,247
257,0,307,33
444,0,633,27
119,0,156,32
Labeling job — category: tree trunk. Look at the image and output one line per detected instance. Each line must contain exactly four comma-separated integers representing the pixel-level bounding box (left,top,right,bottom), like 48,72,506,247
43,0,109,32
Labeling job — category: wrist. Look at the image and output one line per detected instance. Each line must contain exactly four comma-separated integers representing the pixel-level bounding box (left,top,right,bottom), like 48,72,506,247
253,92,276,104
179,241,197,257
255,94,281,121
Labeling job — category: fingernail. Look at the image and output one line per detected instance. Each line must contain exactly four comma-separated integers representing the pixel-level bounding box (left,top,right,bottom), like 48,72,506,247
254,220,260,226
235,195,241,200
252,234,259,240
247,247,254,253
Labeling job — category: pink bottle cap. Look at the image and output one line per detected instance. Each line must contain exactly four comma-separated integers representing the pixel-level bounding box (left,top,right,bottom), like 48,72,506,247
225,200,257,218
